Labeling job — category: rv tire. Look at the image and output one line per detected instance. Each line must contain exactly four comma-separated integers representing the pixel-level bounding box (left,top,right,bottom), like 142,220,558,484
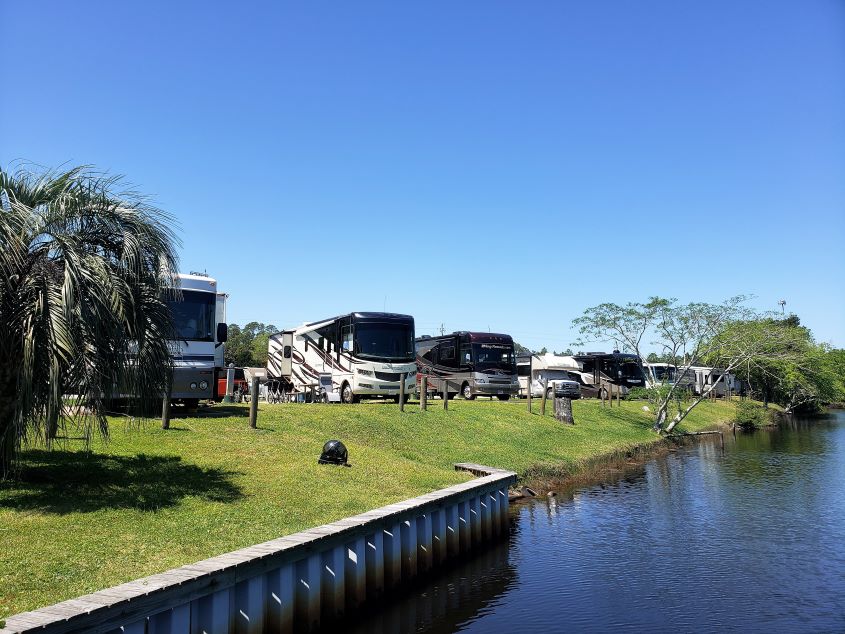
497,394,511,401
341,383,358,404
462,383,475,400
546,388,554,400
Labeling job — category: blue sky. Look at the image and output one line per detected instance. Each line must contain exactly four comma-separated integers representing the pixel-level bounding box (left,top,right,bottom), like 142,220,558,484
2,1,844,350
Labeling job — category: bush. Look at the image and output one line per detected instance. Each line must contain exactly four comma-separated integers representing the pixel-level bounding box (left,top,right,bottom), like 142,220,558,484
625,387,651,401
734,401,770,429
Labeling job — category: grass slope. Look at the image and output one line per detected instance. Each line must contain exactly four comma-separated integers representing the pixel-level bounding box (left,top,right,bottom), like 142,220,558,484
0,398,735,617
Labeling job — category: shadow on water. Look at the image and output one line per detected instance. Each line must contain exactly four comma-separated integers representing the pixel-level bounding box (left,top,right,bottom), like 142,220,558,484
0,450,243,513
344,536,517,634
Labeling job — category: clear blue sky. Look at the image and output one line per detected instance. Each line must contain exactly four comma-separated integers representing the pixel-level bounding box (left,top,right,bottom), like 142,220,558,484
2,1,844,350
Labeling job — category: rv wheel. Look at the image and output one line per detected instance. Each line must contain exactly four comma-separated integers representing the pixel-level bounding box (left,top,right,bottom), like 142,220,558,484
497,394,511,401
546,388,554,400
462,383,475,400
341,383,358,404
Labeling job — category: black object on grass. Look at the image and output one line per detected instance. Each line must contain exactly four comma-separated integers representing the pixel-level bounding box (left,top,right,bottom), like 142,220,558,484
318,440,350,467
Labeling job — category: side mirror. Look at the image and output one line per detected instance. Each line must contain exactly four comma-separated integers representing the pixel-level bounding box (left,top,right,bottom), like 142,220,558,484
217,323,228,343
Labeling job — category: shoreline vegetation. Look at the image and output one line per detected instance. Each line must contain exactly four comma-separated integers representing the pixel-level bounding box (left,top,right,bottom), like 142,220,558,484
2,398,744,618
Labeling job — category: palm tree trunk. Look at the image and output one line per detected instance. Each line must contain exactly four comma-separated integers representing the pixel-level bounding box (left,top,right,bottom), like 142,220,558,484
0,362,17,479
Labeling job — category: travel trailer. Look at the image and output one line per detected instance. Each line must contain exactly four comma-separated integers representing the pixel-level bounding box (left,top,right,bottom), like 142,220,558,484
166,273,228,407
416,332,519,400
643,362,696,392
690,366,738,397
558,351,646,396
516,353,581,399
267,312,416,403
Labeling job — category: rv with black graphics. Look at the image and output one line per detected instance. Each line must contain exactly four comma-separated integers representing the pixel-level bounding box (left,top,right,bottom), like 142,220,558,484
415,332,519,400
557,351,646,397
266,312,416,403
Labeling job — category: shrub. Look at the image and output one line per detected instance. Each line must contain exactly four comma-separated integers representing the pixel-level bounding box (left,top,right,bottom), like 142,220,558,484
734,401,771,429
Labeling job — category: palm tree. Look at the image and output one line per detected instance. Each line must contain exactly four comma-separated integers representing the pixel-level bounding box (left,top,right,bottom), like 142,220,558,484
0,164,180,478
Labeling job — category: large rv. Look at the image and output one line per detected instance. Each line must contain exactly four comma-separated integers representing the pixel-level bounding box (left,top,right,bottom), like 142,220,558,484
558,351,646,396
643,362,696,392
516,353,581,399
416,332,519,400
166,273,228,406
267,312,416,403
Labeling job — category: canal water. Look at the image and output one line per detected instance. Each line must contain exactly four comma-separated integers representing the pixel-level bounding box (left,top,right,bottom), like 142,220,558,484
349,410,845,633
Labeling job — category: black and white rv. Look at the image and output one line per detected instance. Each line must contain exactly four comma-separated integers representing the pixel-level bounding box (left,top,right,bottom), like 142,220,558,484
415,332,519,400
557,351,646,397
266,312,416,403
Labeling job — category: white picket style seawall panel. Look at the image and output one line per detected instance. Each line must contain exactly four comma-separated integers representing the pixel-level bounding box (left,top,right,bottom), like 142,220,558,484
1,464,515,634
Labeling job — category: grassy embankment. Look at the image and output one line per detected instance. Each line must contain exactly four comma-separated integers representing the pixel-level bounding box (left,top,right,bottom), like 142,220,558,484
0,397,736,618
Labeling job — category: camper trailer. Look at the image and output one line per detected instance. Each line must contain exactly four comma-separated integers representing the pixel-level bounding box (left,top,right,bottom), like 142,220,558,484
166,273,228,406
516,353,581,399
416,332,519,400
558,351,646,396
266,312,416,403
690,366,738,397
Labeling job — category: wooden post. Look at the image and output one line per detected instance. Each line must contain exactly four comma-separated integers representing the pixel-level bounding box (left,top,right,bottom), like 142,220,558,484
442,379,448,410
540,379,547,416
161,394,171,430
601,383,606,407
421,376,428,411
616,383,621,406
399,373,406,412
554,397,574,424
527,358,533,413
249,377,259,429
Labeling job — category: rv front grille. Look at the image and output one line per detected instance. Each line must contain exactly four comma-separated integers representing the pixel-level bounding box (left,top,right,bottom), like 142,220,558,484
375,371,403,382
489,379,512,384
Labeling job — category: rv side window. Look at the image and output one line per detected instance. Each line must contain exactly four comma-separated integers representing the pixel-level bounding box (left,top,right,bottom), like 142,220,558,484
440,343,456,367
460,343,472,366
341,326,353,351
517,364,531,377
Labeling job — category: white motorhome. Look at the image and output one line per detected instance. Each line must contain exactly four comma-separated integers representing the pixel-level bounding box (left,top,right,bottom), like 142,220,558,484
516,353,581,399
267,312,416,403
644,362,696,392
165,273,228,407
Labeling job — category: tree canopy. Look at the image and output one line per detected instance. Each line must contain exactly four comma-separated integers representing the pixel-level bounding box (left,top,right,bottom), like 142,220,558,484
225,322,278,367
0,165,179,477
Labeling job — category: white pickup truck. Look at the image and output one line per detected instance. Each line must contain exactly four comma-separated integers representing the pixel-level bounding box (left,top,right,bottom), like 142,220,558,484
529,370,581,399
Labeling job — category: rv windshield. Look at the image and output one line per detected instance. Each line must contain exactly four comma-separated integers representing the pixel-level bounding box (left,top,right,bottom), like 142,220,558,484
355,323,415,361
167,290,215,342
473,344,515,372
651,365,674,381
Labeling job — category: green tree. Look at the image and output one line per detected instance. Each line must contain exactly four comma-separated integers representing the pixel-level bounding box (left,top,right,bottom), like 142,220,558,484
513,341,532,356
573,296,798,433
224,322,277,367
0,165,179,477
731,317,845,412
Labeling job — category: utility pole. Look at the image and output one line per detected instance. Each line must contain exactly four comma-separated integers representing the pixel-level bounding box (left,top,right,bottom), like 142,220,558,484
778,299,786,314
439,323,445,336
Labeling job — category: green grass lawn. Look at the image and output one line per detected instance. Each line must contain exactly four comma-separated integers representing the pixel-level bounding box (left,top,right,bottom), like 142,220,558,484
0,397,736,618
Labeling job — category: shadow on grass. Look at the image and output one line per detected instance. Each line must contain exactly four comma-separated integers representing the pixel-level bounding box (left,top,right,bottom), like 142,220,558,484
0,450,243,514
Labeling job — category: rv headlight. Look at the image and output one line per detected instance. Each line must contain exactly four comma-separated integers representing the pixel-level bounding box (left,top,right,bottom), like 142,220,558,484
199,380,208,390
476,377,487,384
190,382,198,390
358,369,373,376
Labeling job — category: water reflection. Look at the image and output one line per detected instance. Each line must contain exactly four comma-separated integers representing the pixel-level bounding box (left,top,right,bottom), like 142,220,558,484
346,537,517,633
352,411,845,633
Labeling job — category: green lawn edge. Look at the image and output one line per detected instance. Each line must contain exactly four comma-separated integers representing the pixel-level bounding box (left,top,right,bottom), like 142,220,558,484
0,398,737,617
